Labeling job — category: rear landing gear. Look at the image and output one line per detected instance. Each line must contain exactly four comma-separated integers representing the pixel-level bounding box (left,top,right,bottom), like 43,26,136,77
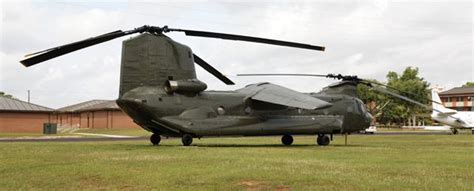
316,134,330,146
281,135,293,146
150,133,161,145
182,134,193,146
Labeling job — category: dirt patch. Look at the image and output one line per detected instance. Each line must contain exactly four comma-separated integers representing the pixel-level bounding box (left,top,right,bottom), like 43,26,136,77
275,186,292,191
237,180,271,191
237,180,292,191
78,176,107,189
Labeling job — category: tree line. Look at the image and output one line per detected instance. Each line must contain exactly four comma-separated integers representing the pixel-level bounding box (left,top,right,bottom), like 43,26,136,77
357,67,472,127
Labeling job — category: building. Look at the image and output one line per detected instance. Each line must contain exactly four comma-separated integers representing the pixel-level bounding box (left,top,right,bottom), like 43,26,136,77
439,87,474,111
56,100,139,129
0,96,54,133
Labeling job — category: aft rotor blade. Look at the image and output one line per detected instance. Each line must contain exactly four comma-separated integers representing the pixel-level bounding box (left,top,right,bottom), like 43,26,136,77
169,28,325,51
193,54,235,85
20,30,130,67
238,74,329,77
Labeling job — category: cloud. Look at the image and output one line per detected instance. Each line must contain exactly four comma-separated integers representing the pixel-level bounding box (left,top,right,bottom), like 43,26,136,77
0,0,472,108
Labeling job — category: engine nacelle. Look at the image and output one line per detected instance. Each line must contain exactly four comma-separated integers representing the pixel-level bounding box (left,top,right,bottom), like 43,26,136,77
164,79,207,95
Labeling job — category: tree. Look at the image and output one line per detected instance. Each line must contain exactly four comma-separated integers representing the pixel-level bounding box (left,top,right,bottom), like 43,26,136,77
357,79,389,124
383,67,430,126
462,82,474,87
0,91,15,99
357,67,431,126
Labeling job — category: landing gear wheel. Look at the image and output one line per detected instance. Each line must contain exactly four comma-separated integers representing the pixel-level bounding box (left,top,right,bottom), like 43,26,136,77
316,135,330,146
281,135,294,146
150,133,161,145
181,134,193,146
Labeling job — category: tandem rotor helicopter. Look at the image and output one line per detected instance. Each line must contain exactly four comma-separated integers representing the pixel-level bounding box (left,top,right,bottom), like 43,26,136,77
21,25,428,146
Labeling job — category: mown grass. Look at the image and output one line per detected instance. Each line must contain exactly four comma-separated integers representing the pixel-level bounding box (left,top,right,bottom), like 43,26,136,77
0,135,472,190
0,128,150,138
0,133,45,138
0,133,77,138
75,128,152,137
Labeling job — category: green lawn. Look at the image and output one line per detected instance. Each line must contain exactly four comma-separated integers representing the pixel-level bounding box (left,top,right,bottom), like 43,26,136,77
75,128,152,137
0,128,151,138
0,135,472,190
0,133,46,138
0,133,78,138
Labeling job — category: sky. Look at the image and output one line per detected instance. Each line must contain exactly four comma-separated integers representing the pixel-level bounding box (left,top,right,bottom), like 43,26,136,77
0,0,472,109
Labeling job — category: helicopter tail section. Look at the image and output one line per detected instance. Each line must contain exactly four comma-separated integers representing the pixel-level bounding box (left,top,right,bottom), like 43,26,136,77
119,33,197,98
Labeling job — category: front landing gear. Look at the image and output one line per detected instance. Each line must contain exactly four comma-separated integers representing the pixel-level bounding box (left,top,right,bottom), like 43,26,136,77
316,134,330,146
281,135,293,146
150,133,161,145
182,134,193,146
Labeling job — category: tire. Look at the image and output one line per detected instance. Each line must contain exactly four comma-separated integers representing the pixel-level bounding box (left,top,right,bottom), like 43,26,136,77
181,134,193,146
317,135,330,146
281,135,294,146
150,133,161,145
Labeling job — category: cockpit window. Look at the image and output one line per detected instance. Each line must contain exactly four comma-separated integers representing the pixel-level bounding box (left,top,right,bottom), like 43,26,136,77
355,100,366,114
359,100,367,113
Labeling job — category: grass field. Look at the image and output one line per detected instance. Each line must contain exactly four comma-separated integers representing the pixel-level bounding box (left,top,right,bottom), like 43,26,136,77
0,128,151,138
0,133,48,138
0,134,472,190
75,128,153,137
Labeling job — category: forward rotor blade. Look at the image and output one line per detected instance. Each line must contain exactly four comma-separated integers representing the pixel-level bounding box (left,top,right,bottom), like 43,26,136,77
238,73,364,82
20,30,130,67
371,86,431,110
169,28,325,51
193,54,235,85
361,79,442,105
371,86,466,123
238,74,328,77
238,73,441,105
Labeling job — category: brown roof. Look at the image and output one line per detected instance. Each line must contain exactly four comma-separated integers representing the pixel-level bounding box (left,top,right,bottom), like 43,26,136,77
439,87,474,96
57,100,119,112
76,100,120,112
0,96,53,112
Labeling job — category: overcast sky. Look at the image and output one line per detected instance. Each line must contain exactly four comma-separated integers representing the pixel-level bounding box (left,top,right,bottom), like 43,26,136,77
1,0,472,108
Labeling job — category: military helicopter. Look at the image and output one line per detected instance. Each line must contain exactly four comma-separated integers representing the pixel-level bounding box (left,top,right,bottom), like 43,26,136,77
20,25,418,146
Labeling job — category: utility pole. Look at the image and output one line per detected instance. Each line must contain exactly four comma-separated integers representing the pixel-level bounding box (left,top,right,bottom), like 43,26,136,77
27,90,30,103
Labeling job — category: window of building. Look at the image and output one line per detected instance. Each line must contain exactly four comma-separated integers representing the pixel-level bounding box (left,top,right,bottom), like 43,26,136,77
457,97,464,102
446,97,451,102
